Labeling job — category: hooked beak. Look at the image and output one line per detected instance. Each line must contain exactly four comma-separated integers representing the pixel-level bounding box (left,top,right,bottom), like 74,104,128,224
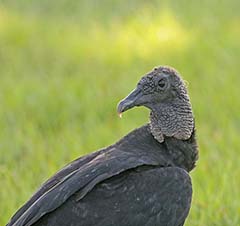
117,87,143,117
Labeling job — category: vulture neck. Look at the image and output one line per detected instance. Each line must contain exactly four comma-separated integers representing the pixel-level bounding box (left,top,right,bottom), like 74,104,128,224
149,97,197,171
149,96,194,143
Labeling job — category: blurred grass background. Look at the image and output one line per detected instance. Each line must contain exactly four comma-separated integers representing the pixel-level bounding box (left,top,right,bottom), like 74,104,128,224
0,0,240,225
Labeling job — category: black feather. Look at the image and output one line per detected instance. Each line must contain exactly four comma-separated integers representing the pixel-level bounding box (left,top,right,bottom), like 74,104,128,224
7,124,197,226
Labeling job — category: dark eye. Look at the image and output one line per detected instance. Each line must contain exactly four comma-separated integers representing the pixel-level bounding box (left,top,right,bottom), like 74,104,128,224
158,79,166,88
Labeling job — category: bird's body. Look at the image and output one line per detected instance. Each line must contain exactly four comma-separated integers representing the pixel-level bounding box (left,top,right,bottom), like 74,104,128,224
7,66,198,226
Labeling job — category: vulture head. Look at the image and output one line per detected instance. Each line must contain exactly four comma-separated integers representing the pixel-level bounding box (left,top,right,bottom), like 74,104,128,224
117,66,194,143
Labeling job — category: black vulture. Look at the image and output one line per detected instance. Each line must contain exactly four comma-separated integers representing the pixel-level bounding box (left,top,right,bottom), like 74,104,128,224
7,66,198,226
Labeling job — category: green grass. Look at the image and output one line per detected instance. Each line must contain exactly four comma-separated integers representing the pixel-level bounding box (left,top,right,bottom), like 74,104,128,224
0,0,240,225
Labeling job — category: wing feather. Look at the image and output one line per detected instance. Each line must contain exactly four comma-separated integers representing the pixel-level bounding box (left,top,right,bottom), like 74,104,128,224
9,148,165,226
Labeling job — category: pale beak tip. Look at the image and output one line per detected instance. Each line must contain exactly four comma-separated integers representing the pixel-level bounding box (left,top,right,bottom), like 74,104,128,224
118,112,123,118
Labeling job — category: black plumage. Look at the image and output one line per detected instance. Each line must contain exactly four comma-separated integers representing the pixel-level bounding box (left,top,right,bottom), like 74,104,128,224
7,66,198,226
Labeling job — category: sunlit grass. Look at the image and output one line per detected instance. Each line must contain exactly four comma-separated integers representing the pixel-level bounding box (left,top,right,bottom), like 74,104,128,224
0,6,192,66
0,1,240,225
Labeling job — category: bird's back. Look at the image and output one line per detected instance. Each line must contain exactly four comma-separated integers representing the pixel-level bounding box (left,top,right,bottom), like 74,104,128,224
7,124,179,226
34,165,192,226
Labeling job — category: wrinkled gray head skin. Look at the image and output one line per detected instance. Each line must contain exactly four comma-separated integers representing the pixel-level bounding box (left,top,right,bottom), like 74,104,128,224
117,66,194,143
